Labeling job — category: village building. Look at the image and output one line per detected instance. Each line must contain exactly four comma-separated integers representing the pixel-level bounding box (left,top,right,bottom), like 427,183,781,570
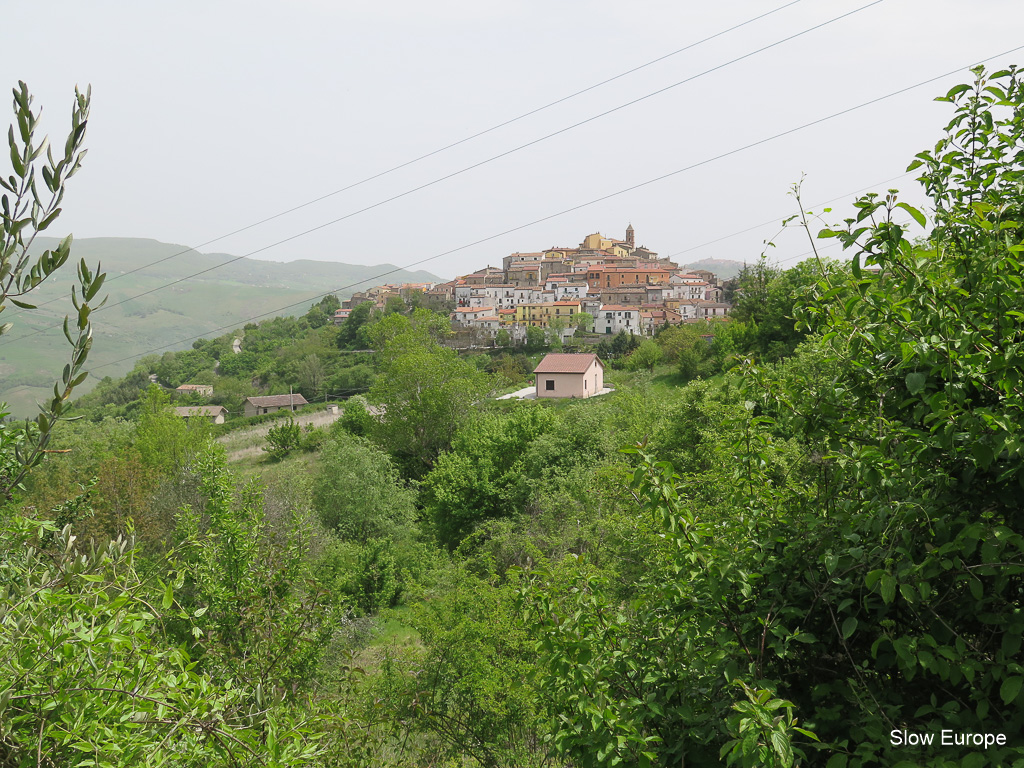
596,305,641,335
244,394,310,418
514,301,581,327
175,384,213,397
173,405,227,424
598,287,647,306
533,353,605,399
452,306,497,326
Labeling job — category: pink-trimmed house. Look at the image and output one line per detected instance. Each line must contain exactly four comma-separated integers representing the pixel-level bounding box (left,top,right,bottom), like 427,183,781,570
533,353,604,399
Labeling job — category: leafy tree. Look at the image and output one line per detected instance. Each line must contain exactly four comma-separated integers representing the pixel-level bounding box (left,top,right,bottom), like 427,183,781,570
337,301,374,349
625,338,662,372
369,331,490,476
336,395,375,436
265,416,302,460
384,295,407,315
572,310,594,335
306,293,341,328
298,352,326,399
365,307,451,353
495,328,511,347
134,385,212,475
609,329,640,357
730,258,824,362
311,433,416,541
546,316,567,349
524,66,1024,768
423,405,555,547
375,569,549,767
173,447,339,693
524,324,546,352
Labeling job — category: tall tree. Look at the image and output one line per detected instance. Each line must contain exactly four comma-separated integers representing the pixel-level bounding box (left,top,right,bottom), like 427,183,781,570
369,329,489,477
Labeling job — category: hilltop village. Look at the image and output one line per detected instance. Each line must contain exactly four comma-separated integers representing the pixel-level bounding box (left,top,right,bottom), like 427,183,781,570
335,226,731,343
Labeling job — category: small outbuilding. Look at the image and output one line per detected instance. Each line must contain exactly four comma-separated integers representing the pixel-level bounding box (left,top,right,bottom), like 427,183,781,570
244,393,310,418
176,383,213,397
533,353,604,399
173,405,228,424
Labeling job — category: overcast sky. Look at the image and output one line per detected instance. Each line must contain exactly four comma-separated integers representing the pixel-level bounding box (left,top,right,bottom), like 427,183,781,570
6,0,1023,281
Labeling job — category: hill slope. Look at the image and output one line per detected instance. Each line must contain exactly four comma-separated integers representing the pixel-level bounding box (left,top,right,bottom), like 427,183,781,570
0,237,441,416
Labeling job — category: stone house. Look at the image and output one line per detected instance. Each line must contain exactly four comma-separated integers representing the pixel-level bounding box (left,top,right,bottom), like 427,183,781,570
244,394,310,418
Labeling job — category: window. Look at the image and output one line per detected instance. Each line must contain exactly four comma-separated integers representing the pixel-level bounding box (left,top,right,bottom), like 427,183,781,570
545,380,555,391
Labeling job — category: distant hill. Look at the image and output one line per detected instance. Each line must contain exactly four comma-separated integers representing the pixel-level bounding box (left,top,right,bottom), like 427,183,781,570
680,258,746,281
0,237,441,416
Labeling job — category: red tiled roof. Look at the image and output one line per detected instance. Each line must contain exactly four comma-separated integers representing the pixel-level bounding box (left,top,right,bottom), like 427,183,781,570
533,353,603,374
245,394,310,408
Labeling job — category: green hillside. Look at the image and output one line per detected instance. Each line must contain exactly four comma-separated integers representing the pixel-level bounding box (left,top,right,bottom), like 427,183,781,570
0,237,441,416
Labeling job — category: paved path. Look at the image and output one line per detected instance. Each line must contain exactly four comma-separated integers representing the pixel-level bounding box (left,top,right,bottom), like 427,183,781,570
496,386,614,401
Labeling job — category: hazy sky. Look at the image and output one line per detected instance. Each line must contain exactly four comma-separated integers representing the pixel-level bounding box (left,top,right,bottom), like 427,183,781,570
6,1,1023,281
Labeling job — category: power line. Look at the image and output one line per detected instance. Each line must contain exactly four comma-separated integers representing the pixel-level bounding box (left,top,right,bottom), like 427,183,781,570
667,171,915,261
2,0,884,347
13,0,808,317
85,43,1024,375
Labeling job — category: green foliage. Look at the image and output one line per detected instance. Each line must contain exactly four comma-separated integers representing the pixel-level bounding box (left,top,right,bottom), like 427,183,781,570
305,294,340,328
311,433,416,540
337,301,374,349
573,310,594,334
369,328,490,476
730,258,824,362
375,569,551,767
722,682,818,768
626,337,663,372
173,447,338,691
423,405,555,548
524,324,547,352
335,395,375,436
352,538,401,613
265,416,302,460
521,69,1024,767
0,515,325,766
134,385,212,474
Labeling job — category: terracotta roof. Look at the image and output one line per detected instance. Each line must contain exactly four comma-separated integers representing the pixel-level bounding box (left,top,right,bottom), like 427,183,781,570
599,305,638,311
533,353,603,374
245,394,310,408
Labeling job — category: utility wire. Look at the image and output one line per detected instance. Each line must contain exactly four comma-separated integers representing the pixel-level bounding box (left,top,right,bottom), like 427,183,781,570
2,0,884,347
4,170,920,330
667,171,915,260
84,43,1024,374
14,0,808,316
